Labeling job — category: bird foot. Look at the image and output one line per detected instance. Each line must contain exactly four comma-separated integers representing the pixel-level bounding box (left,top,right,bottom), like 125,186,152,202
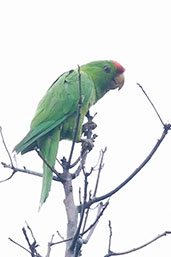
82,120,97,137
81,138,94,152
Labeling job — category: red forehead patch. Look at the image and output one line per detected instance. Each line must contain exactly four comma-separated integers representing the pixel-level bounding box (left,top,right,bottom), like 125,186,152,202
112,61,125,73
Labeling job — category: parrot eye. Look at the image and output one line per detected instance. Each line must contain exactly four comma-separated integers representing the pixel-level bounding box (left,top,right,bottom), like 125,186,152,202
103,66,111,73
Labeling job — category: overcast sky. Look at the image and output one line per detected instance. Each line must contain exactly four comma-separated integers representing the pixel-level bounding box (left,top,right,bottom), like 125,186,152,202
1,0,171,256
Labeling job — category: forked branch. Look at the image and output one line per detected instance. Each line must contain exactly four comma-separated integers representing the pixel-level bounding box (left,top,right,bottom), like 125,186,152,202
83,84,171,209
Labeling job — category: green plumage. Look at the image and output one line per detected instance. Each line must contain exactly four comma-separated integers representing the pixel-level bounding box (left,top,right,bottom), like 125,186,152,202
13,60,125,207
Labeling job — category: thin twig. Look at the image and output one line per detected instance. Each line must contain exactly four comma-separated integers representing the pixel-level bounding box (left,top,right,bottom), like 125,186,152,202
81,154,103,234
81,190,94,234
0,167,16,182
137,83,165,126
108,220,112,253
104,231,171,256
74,154,89,180
1,162,61,181
25,221,37,245
67,65,82,167
8,237,32,255
81,207,90,234
0,126,14,167
51,237,71,246
56,230,64,241
81,148,106,231
22,222,40,257
71,151,88,179
46,234,54,257
79,187,82,205
69,156,81,169
81,191,93,234
35,148,63,182
93,148,107,197
83,202,104,243
84,125,171,209
81,200,109,237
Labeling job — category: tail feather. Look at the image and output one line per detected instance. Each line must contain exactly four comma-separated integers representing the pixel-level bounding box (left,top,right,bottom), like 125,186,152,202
13,120,58,154
38,128,61,209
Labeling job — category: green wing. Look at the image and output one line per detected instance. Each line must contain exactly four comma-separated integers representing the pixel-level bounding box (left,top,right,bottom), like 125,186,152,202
14,69,96,154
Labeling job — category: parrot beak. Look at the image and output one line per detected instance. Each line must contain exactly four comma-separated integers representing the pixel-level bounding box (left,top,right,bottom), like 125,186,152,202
113,73,125,90
110,73,125,90
111,60,125,90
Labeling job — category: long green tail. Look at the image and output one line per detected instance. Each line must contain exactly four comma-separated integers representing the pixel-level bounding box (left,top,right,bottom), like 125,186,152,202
38,128,61,209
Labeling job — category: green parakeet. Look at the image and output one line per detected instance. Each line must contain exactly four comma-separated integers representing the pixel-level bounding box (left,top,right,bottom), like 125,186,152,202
13,60,125,207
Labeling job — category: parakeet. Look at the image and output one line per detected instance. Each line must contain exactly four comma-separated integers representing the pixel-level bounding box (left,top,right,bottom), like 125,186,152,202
13,60,125,207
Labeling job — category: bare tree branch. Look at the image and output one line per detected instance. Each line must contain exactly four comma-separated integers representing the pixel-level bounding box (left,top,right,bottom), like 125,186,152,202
8,237,33,255
34,147,64,182
0,164,16,182
1,162,61,182
67,65,82,168
81,200,109,237
80,148,107,234
0,126,14,167
107,220,112,254
71,151,88,179
84,125,171,209
46,234,54,257
137,83,165,126
93,147,107,197
22,222,41,257
104,231,171,256
50,201,109,247
69,156,81,169
0,126,17,182
9,222,42,257
56,230,65,241
83,202,106,243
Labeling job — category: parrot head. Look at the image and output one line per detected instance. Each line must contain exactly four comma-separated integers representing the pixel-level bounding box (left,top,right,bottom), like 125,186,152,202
81,60,125,100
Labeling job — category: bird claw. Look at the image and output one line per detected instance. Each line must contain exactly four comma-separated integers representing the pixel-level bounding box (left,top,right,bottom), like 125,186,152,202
82,121,97,136
81,138,94,152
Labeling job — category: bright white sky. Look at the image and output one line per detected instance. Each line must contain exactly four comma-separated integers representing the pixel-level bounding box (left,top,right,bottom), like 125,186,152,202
1,0,171,256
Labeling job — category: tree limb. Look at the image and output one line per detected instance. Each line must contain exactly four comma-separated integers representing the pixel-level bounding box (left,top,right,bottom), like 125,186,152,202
46,234,54,257
107,220,112,254
8,237,33,255
1,162,61,182
93,147,107,197
84,125,171,209
67,65,82,168
82,201,109,240
104,231,171,256
50,201,109,247
35,147,64,182
0,126,14,167
137,83,165,126
9,222,42,257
